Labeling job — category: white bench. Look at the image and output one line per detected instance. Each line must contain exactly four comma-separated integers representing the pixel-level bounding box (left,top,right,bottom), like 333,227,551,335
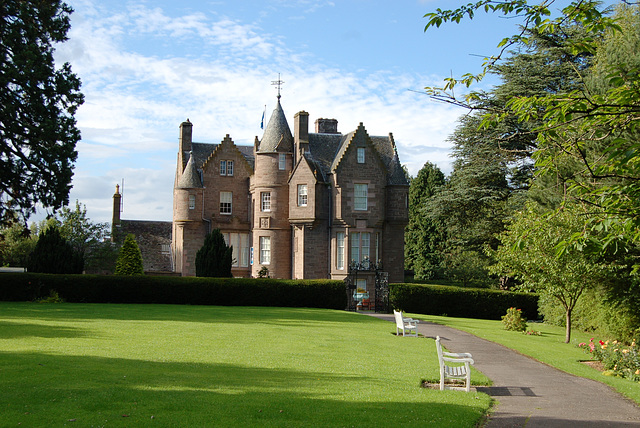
393,310,419,337
435,335,474,392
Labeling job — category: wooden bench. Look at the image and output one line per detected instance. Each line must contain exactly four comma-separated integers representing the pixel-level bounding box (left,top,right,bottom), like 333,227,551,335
435,335,474,392
393,309,419,337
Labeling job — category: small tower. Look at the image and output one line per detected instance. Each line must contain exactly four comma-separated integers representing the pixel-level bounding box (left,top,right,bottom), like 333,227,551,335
251,85,294,279
111,184,122,242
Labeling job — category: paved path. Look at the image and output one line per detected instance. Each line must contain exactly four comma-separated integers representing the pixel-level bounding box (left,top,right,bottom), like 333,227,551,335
365,313,640,427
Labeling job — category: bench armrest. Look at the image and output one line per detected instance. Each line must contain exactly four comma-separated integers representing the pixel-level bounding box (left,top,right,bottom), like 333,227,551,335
403,317,419,324
443,351,472,358
442,356,475,365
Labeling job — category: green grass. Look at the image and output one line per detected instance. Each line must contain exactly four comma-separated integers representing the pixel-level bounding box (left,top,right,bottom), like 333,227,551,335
409,314,640,405
0,303,491,427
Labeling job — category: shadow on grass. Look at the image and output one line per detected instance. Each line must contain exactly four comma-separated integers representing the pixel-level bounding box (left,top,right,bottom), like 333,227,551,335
0,351,487,427
0,320,89,339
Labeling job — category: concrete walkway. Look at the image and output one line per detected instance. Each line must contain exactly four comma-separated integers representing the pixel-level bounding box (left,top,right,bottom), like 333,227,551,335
365,313,640,427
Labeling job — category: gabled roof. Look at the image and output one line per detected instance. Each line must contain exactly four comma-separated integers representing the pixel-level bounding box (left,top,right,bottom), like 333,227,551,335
202,135,254,173
187,142,255,171
258,99,294,153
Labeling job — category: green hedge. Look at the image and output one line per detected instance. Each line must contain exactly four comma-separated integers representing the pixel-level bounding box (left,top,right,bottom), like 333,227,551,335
0,273,347,309
390,283,539,320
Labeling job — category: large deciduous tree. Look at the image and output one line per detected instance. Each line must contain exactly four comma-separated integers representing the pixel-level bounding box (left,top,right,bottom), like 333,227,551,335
1,1,84,226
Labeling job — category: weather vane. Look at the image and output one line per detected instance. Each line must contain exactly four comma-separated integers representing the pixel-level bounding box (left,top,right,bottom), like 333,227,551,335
271,73,284,100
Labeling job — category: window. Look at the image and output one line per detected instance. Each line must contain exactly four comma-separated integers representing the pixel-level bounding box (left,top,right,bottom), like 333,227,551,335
336,232,345,270
220,160,234,176
279,153,286,170
223,232,250,267
260,236,271,264
354,184,368,210
297,184,308,207
220,191,232,215
188,194,196,210
261,192,271,212
350,232,370,264
357,147,365,163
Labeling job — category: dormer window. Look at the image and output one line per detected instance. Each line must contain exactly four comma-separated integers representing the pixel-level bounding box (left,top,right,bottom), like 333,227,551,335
357,147,365,164
220,160,234,176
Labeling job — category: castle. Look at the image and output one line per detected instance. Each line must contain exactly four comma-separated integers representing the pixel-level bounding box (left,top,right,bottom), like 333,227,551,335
171,96,409,292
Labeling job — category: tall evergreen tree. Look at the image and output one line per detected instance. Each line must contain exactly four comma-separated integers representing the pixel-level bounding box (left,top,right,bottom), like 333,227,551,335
405,162,446,280
27,225,83,274
195,229,233,278
0,1,84,226
114,234,144,275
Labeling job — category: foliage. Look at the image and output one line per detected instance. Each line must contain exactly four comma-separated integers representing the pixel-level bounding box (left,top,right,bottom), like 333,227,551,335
0,273,347,309
195,229,232,277
0,0,84,226
257,265,270,278
579,338,640,382
36,289,64,303
114,234,144,275
27,224,83,274
0,220,36,266
490,203,616,343
502,307,528,332
390,282,539,320
404,162,446,280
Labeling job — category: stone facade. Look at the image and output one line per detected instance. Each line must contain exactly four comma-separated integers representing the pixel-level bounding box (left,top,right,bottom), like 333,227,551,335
172,98,409,292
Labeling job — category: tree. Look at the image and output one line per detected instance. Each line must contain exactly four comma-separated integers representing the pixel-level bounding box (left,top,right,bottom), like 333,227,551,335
195,229,233,277
490,203,616,343
114,234,144,275
27,224,83,274
0,220,36,267
1,1,84,226
405,162,446,280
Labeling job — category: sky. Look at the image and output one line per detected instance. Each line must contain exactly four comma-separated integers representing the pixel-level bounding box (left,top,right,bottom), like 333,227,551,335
45,0,545,224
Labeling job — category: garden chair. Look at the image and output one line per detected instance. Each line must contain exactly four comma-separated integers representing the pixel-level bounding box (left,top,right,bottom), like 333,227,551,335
393,309,419,337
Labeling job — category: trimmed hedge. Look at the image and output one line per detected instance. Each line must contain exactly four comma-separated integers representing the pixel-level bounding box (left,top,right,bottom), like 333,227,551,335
390,283,539,320
0,273,347,309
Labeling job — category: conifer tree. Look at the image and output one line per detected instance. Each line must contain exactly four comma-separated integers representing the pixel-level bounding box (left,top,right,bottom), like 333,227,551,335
27,225,83,274
195,229,232,277
114,234,144,275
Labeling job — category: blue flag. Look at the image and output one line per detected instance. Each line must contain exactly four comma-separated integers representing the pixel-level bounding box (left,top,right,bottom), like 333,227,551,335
260,106,265,129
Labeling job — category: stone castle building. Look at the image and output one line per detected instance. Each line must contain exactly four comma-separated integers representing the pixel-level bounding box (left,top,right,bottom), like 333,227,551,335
172,96,409,291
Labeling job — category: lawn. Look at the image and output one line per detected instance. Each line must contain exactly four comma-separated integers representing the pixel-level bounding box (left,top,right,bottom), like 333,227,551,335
409,314,640,405
0,303,491,427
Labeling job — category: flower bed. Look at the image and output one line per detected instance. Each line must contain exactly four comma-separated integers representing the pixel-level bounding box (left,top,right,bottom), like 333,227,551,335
579,338,640,382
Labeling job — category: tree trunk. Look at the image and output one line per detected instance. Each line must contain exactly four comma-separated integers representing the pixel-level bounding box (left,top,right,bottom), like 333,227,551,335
565,307,572,344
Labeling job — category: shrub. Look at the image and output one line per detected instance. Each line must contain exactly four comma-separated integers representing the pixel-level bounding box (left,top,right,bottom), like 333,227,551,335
579,338,640,382
195,229,232,277
114,234,144,275
390,283,539,320
502,307,528,332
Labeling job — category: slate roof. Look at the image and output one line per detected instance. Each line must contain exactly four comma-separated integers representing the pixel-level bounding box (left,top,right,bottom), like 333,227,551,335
305,129,409,186
258,100,294,153
177,153,203,188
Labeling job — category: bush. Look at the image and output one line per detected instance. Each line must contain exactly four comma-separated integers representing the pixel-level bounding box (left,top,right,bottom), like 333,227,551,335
579,338,640,382
390,283,539,320
0,273,347,310
114,234,144,275
502,307,528,332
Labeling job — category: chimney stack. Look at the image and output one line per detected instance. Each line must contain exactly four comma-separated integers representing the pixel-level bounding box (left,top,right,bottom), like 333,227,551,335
315,118,338,134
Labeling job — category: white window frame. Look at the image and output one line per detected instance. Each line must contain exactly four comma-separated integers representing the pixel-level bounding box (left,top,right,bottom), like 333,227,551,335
261,192,271,212
188,194,196,210
336,232,345,270
354,183,368,211
223,232,250,268
220,191,232,215
279,153,286,170
298,184,308,207
350,232,370,264
220,160,234,176
357,147,365,164
259,236,271,264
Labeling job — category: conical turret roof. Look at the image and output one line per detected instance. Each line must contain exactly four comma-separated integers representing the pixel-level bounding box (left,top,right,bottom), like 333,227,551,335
177,152,202,188
258,99,293,152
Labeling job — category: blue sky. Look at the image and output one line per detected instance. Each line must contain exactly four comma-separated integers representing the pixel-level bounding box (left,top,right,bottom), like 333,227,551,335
48,0,557,224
